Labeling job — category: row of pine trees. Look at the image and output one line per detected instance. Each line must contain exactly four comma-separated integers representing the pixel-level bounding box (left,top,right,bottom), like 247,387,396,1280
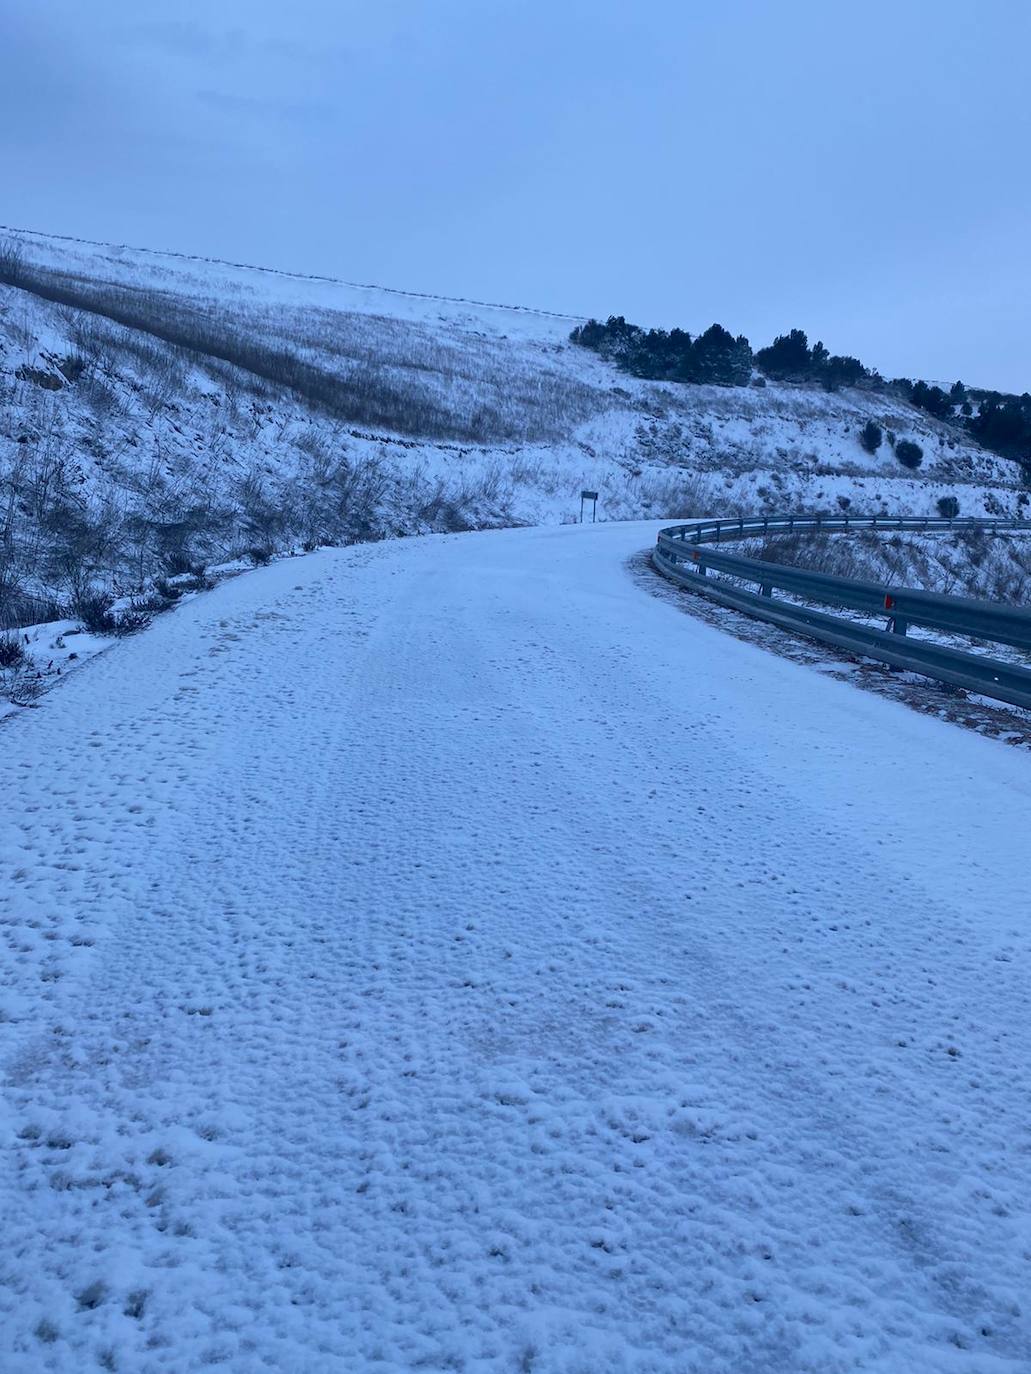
570,317,1031,467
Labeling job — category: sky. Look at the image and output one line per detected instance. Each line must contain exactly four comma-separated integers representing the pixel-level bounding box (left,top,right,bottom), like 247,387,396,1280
3,0,1030,391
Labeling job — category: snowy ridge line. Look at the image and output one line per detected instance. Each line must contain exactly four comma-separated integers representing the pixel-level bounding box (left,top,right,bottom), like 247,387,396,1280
655,514,1031,710
0,223,585,323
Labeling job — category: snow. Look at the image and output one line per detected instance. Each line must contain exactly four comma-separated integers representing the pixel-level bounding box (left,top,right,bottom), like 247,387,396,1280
3,521,1031,1372
1,225,1022,582
0,224,581,344
0,620,113,722
3,228,1027,698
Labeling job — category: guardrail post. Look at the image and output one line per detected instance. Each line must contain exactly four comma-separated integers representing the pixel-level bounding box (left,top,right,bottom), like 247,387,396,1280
760,583,772,597
883,594,908,635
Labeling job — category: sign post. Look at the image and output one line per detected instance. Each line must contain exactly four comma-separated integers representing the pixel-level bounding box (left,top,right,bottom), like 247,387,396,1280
580,490,598,524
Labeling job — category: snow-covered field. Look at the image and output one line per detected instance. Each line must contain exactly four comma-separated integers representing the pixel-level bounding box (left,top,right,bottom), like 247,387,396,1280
3,522,1030,1372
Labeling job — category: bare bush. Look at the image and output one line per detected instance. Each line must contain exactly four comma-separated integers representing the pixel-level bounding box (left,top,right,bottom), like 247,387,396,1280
638,474,716,520
72,591,117,634
0,239,27,288
295,450,389,544
0,576,64,631
2,660,45,705
115,603,154,634
0,634,25,668
155,571,211,599
237,473,291,557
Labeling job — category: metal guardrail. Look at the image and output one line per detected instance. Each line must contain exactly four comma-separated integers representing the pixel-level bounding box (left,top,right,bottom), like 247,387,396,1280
653,514,1031,710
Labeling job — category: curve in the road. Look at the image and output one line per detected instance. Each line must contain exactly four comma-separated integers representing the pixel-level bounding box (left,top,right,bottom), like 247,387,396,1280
2,521,1030,1373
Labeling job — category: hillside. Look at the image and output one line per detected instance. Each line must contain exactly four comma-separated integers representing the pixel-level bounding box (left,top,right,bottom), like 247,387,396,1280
0,227,1024,632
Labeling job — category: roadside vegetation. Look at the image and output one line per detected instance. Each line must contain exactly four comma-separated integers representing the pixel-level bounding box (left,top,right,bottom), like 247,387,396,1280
742,527,1031,605
0,243,605,446
1,230,1027,706
571,314,1031,473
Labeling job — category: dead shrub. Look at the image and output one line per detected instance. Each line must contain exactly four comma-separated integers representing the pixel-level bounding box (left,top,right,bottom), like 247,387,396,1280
0,634,25,668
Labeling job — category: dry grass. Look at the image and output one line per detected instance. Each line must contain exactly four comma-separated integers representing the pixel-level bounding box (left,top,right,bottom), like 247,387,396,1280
0,255,608,445
746,529,1031,605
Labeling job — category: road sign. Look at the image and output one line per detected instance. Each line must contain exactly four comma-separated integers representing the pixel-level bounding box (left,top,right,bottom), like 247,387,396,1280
580,491,598,523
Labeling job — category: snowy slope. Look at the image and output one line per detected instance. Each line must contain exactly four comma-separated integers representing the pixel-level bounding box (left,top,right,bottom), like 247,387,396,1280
1,226,1024,641
3,522,1030,1372
0,224,583,341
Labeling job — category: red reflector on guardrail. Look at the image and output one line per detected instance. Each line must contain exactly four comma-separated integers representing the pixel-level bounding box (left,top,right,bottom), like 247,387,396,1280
884,594,895,610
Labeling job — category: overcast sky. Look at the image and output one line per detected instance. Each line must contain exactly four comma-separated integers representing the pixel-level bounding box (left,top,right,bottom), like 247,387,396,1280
4,0,1030,390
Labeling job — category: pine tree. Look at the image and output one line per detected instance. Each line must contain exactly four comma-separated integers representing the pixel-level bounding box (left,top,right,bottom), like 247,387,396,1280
824,355,868,390
691,324,752,386
755,329,812,380
859,420,883,454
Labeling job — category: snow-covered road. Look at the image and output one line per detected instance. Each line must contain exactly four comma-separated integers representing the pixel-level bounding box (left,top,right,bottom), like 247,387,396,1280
3,521,1031,1373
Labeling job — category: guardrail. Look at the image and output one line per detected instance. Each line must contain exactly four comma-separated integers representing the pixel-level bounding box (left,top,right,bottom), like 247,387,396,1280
653,514,1031,711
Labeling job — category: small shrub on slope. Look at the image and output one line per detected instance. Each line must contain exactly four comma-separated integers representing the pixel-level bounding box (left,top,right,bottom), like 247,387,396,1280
0,635,25,669
896,440,924,470
115,603,153,635
73,590,151,636
73,592,117,635
859,421,883,455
